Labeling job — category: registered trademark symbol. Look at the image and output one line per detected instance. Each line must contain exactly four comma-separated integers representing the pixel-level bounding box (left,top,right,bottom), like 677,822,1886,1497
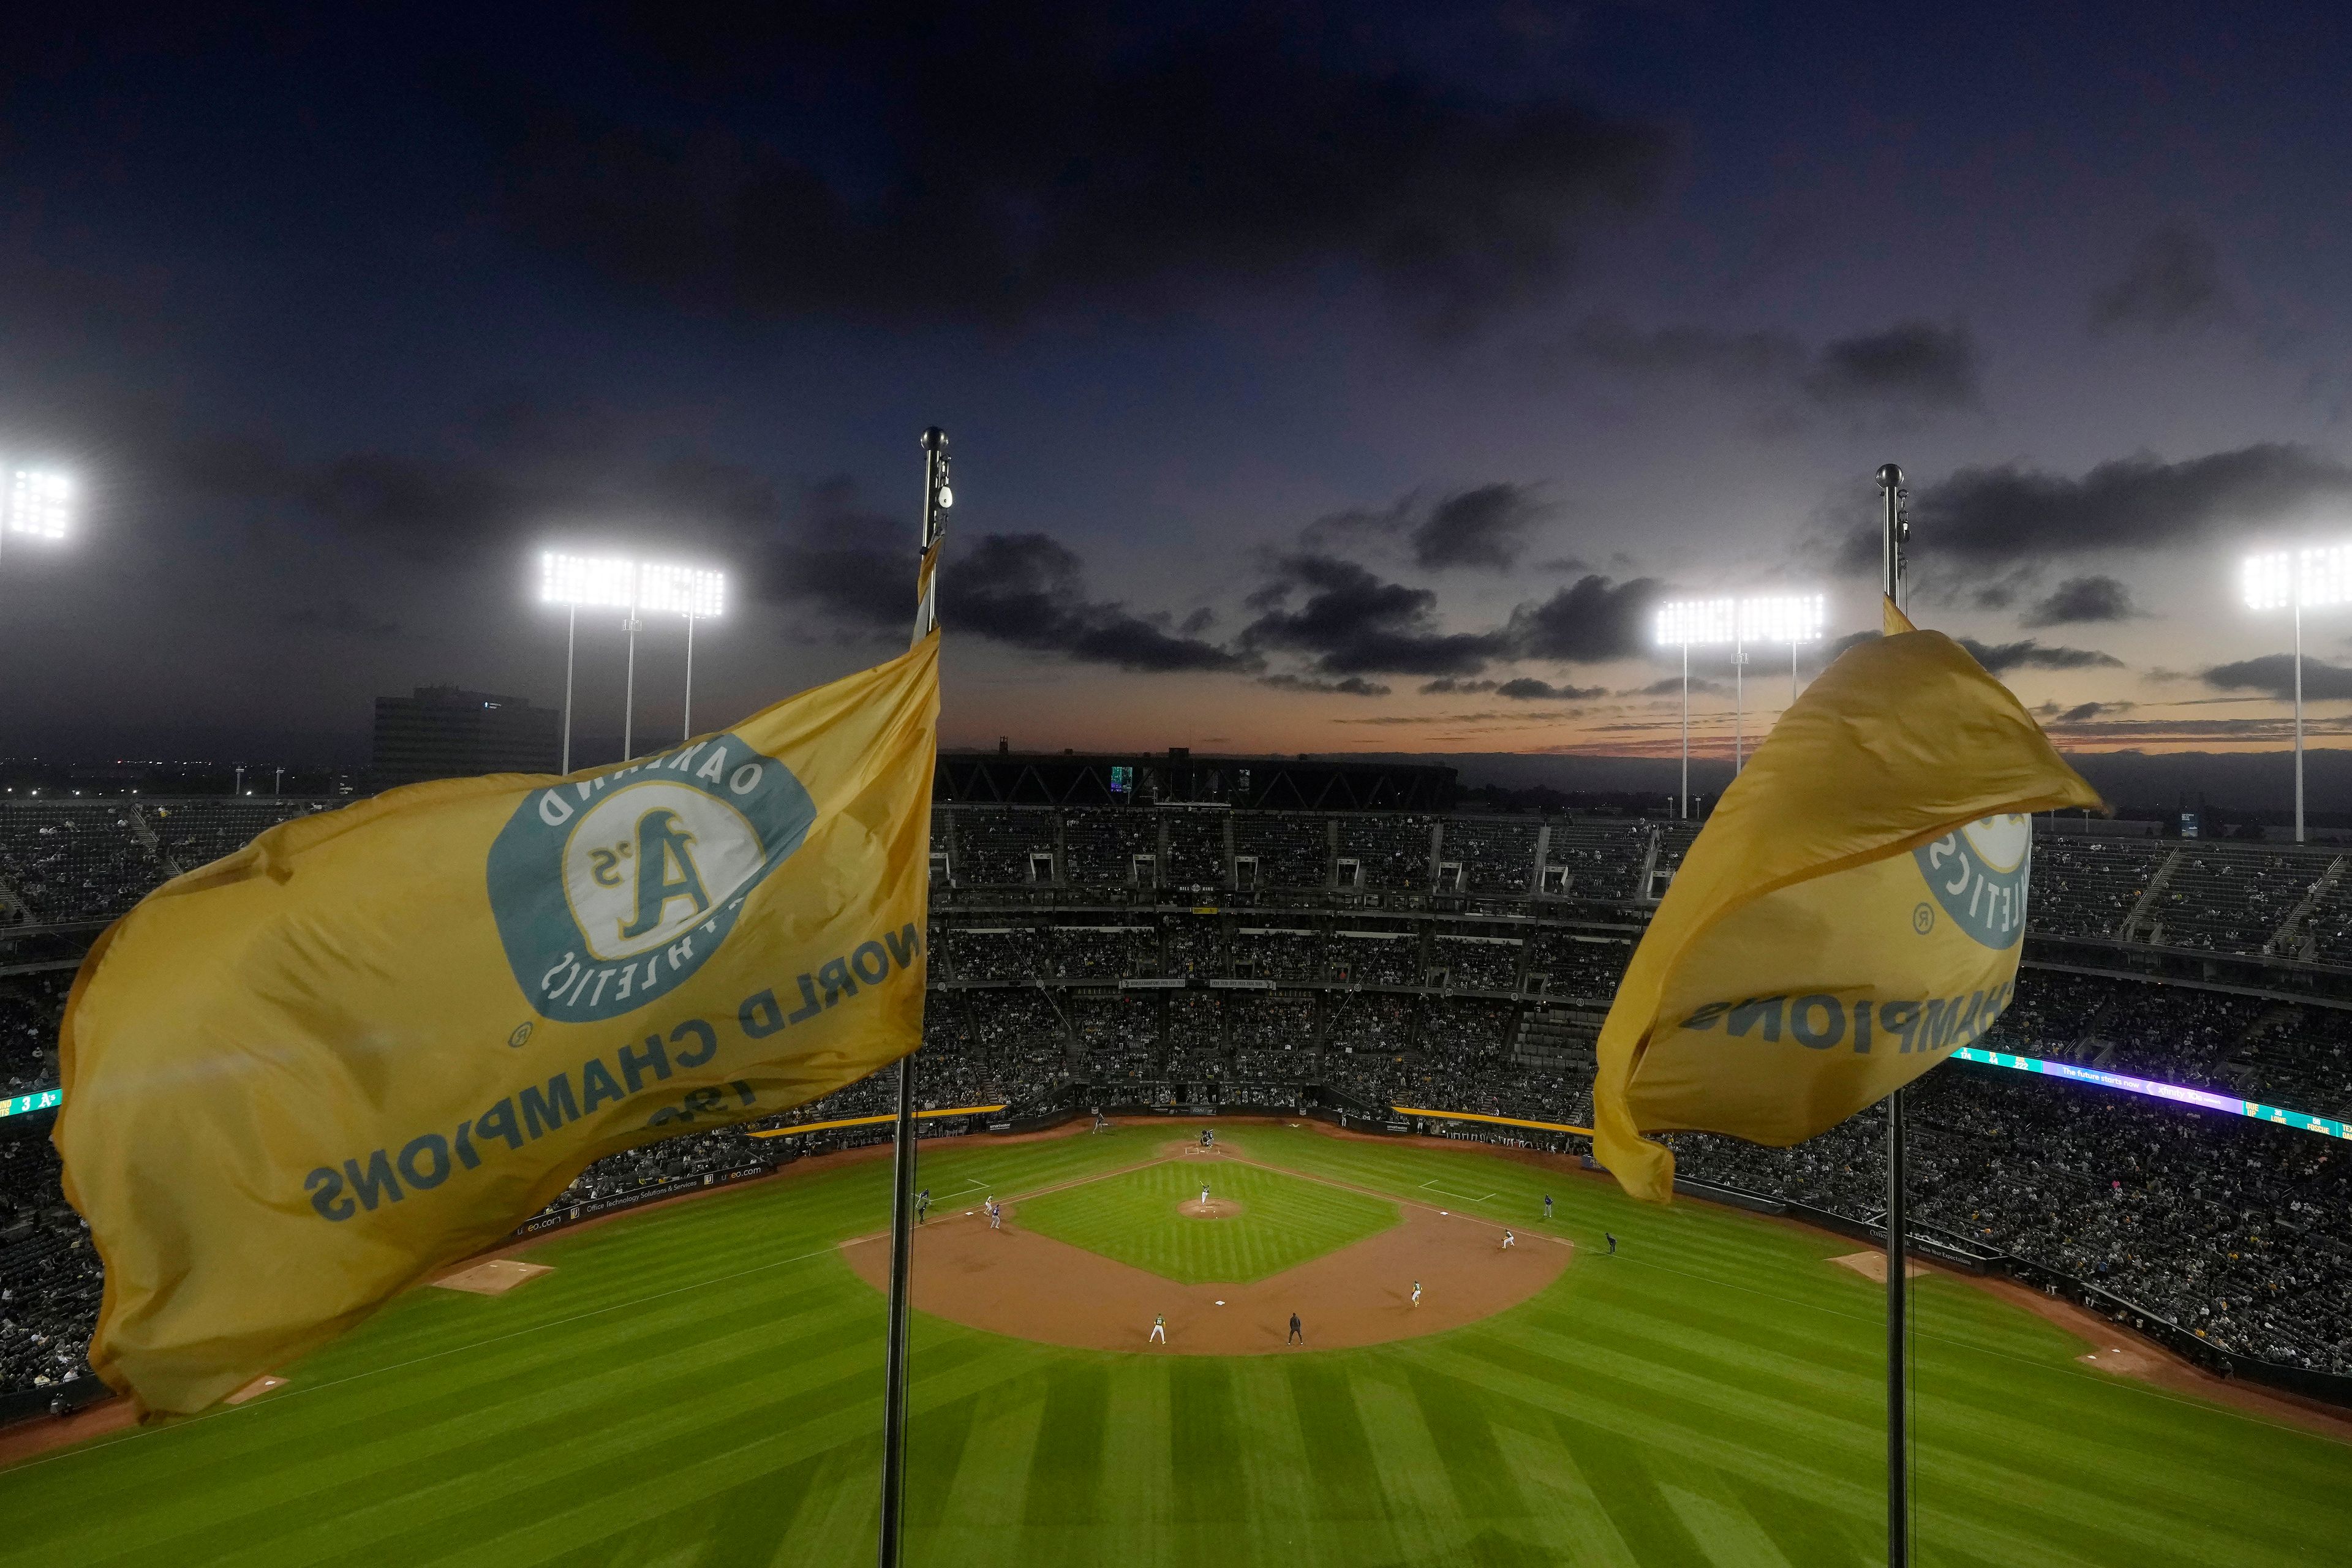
508,1022,534,1049
1912,903,1934,935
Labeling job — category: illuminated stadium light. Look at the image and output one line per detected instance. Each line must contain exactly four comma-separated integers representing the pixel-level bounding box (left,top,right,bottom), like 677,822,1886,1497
1737,592,1826,646
1653,597,1737,647
538,552,731,770
635,564,725,741
7,469,73,541
1653,592,1828,811
2239,543,2352,843
539,552,636,609
636,562,726,621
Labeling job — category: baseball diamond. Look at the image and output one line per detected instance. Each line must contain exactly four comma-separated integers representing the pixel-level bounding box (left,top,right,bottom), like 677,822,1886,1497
3,1118,2345,1566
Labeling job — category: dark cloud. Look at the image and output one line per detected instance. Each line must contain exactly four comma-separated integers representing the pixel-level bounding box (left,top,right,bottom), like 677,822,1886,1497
1507,573,1660,663
1624,676,1732,697
493,8,1665,334
2090,225,2230,334
1243,555,1512,675
2203,655,2352,703
2022,575,2141,627
2050,700,2132,723
951,533,1253,672
282,600,401,640
1495,676,1604,700
1846,443,2352,570
1410,483,1549,571
1955,637,2125,674
1569,317,1978,412
1800,322,1979,409
1258,673,1390,696
1419,678,1498,695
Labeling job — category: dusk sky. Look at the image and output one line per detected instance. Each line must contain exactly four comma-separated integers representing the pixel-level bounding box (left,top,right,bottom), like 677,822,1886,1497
6,4,2352,767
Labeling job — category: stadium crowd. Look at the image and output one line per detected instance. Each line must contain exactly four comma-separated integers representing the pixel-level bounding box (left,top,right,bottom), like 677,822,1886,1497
2,805,2352,1397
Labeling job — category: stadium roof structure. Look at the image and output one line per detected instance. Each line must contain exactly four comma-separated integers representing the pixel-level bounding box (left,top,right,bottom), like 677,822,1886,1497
933,748,1456,810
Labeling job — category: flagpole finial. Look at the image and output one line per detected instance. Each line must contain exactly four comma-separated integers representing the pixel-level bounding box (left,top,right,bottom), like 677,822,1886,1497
1877,461,1909,615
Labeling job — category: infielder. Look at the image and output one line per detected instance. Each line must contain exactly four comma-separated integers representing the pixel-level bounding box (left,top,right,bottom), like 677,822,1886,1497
1606,1231,1617,1254
1502,1229,1515,1250
1411,1280,1422,1308
1150,1314,1167,1344
915,1188,930,1225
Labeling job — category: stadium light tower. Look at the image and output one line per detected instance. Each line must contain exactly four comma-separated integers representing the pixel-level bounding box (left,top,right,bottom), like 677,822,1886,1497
1653,598,1735,818
1740,592,1827,719
0,466,75,575
539,553,635,773
1652,592,1826,812
2242,545,2351,843
637,563,726,742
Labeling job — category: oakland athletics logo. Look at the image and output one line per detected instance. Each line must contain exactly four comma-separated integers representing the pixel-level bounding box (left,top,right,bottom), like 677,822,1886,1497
488,737,817,1023
1911,813,2031,950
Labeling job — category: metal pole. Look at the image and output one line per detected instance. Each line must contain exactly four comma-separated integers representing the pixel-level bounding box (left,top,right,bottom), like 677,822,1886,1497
682,613,696,744
622,616,638,761
1886,1091,1910,1568
880,425,949,1568
1733,635,1744,774
2294,595,2305,845
1877,459,1909,1568
1680,643,1690,820
561,604,576,774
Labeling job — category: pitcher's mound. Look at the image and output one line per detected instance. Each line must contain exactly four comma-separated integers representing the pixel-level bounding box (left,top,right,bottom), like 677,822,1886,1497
1831,1251,1928,1283
434,1259,553,1295
1178,1198,1246,1219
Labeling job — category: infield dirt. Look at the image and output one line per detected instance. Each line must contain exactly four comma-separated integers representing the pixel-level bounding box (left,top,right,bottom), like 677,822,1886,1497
842,1152,1570,1353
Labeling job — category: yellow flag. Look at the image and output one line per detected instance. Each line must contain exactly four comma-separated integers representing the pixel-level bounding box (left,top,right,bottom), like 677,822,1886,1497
1591,627,2100,1202
56,635,939,1413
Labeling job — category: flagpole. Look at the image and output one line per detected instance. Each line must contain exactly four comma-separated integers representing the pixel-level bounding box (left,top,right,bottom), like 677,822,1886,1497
878,425,949,1568
1877,460,1910,1568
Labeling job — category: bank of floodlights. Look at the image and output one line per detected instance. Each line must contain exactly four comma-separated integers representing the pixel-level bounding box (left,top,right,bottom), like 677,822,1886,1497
539,551,729,772
2240,545,2352,843
7,470,73,542
1653,592,1828,815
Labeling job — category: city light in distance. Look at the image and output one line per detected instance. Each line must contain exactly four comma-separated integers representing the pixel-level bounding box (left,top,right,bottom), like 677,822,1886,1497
1654,592,1825,647
6,469,73,540
539,553,725,618
2243,545,2352,611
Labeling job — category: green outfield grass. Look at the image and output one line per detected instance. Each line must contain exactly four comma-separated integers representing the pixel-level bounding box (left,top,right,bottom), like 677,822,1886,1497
1015,1155,1397,1282
3,1120,2348,1567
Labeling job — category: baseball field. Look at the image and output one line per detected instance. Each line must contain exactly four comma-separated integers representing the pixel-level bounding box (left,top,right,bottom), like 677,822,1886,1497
3,1119,2346,1566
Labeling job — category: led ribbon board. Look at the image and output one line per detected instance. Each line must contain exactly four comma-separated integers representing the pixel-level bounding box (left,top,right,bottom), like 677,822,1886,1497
1954,1047,2352,1142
